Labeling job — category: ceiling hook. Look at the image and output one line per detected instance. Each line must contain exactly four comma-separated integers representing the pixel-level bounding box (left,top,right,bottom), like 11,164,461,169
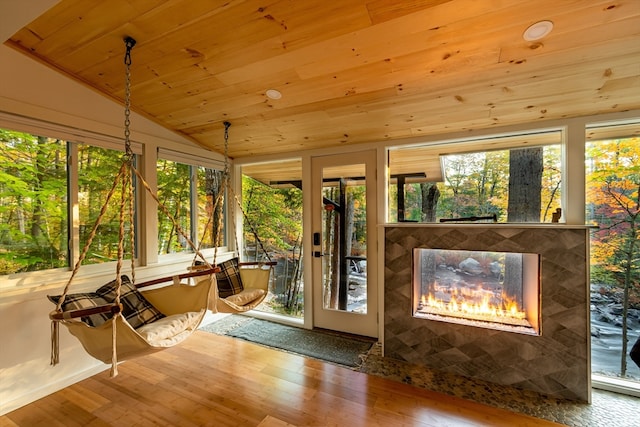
123,36,136,65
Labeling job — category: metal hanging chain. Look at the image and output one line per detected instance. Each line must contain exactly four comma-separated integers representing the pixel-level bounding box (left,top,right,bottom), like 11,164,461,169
223,121,231,178
222,121,245,261
122,36,137,291
211,121,232,265
123,37,136,161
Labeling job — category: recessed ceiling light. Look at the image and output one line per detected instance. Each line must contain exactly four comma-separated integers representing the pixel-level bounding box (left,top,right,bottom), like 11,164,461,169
266,89,282,100
523,20,553,41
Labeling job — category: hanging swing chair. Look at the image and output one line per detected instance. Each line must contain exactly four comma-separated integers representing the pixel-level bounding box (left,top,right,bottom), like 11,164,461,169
210,258,274,313
49,269,216,365
190,121,276,314
48,37,219,374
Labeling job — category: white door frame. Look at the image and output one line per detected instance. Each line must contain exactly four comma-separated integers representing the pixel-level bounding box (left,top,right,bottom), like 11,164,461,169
309,150,378,337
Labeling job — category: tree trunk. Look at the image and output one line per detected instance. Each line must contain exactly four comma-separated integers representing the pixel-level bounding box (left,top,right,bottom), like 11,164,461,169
330,209,340,309
620,213,638,377
285,236,301,311
420,183,440,222
206,169,224,247
30,136,48,245
323,188,339,309
507,147,543,223
504,148,543,304
345,190,355,256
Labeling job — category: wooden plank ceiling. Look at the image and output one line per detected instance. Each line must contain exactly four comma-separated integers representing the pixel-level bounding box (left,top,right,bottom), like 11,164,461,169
6,0,640,165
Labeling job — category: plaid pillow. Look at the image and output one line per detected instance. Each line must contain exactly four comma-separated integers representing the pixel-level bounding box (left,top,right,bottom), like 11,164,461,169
216,258,244,298
48,292,113,327
96,275,165,329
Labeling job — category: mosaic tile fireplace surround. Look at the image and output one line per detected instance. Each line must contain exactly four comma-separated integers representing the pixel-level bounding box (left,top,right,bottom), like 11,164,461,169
384,224,591,402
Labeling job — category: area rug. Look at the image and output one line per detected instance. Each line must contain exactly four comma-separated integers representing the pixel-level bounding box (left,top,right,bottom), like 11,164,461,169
200,316,375,368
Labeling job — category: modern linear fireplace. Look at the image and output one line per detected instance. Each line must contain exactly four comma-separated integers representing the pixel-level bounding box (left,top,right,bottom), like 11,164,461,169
384,224,590,402
412,248,541,335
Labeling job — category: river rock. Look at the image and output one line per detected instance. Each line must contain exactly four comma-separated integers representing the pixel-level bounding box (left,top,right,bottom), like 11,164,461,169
459,257,483,275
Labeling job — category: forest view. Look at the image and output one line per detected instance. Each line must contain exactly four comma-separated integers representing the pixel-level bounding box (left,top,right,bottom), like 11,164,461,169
389,145,563,223
240,175,304,316
586,137,639,380
1,129,68,273
156,159,225,255
0,130,136,271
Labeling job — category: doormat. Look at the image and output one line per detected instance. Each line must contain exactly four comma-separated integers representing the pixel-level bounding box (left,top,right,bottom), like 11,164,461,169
200,316,375,368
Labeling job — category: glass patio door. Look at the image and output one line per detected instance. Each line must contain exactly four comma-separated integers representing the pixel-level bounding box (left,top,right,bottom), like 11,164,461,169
311,150,377,337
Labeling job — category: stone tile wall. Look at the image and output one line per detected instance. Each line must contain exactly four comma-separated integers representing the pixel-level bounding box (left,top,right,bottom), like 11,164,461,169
384,224,590,402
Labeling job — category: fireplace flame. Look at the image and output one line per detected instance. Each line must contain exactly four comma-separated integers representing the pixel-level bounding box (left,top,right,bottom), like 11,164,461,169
421,284,526,322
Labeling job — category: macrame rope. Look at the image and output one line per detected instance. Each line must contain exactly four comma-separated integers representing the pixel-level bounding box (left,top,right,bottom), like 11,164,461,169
54,162,128,309
110,158,129,377
232,189,272,263
50,162,127,366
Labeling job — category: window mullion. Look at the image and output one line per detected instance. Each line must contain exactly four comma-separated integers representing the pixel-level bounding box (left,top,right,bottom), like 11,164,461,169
190,165,198,248
67,141,80,269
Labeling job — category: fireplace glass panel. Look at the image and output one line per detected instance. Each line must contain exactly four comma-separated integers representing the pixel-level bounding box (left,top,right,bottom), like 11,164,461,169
413,248,541,335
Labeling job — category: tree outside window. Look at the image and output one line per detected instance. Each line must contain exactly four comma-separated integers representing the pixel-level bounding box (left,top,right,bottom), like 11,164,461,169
156,159,225,255
388,136,562,223
0,129,67,273
587,135,640,381
78,144,132,264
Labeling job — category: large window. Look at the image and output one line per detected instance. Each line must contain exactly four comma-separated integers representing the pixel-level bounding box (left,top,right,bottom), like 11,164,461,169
1,125,226,277
586,123,640,387
156,158,192,254
196,166,226,250
0,129,68,273
388,131,562,223
156,157,225,255
78,144,134,265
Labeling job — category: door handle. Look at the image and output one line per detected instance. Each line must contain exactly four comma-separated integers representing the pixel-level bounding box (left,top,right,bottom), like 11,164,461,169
313,251,323,258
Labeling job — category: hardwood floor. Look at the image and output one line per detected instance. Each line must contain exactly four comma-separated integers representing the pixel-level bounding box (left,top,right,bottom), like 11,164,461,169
1,331,562,426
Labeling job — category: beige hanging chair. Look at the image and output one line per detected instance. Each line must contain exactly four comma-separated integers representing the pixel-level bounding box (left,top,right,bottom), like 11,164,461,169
49,37,219,375
190,260,273,313
50,269,217,364
215,260,275,313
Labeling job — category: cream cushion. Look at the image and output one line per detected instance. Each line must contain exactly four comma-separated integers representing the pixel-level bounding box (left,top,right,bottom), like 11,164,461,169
225,288,266,306
136,310,205,346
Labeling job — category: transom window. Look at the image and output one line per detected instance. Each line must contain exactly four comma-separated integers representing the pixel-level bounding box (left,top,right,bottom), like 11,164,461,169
388,130,563,223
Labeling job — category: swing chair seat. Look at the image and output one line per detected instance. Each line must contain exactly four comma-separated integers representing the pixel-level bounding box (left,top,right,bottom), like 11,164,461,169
49,268,217,364
216,260,275,313
61,309,205,363
193,259,274,313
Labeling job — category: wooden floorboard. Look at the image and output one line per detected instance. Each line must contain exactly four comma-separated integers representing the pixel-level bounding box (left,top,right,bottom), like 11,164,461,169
1,331,563,426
